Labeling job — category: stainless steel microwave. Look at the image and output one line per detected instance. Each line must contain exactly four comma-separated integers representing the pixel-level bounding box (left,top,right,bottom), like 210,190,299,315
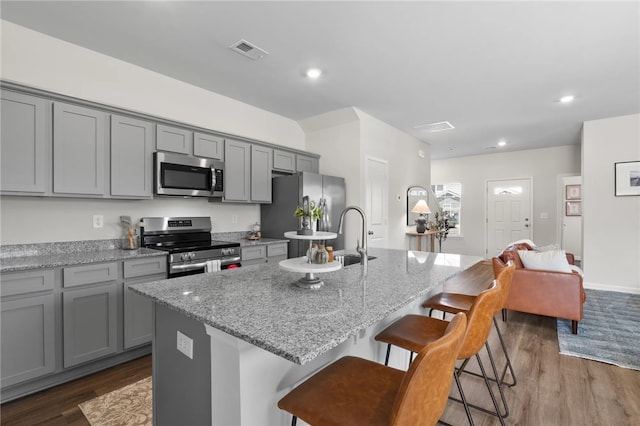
154,152,224,197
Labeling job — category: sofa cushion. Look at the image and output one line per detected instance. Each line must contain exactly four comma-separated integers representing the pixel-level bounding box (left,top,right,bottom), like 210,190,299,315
518,249,572,273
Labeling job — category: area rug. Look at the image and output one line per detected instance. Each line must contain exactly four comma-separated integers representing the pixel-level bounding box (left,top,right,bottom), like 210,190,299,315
79,376,152,426
557,289,640,370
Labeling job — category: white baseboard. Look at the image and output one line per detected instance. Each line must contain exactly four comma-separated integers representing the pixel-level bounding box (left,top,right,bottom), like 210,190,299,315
583,281,640,294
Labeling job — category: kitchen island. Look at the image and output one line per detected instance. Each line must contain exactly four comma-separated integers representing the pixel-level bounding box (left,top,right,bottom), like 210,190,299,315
131,247,482,425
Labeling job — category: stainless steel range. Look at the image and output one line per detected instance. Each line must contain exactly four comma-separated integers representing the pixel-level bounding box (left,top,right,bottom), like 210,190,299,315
139,216,241,278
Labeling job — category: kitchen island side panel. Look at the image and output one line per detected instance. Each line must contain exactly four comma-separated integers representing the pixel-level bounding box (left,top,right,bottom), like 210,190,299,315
153,304,211,426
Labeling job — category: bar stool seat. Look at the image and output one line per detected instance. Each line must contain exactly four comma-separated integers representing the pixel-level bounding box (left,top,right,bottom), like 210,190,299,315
278,313,467,426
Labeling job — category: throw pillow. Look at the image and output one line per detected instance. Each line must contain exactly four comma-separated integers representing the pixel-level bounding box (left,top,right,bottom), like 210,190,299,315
518,249,572,273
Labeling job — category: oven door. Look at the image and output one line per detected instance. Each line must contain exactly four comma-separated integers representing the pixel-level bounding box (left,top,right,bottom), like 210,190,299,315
169,256,241,278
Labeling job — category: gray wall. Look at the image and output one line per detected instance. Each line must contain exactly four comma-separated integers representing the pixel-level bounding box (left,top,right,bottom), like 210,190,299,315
431,144,581,257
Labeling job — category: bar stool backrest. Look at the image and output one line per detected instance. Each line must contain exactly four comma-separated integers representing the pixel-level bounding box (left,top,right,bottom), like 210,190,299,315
389,312,467,426
491,260,515,313
457,278,502,360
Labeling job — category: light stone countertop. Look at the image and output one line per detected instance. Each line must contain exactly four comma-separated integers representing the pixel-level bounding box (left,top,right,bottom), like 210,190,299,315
130,248,482,365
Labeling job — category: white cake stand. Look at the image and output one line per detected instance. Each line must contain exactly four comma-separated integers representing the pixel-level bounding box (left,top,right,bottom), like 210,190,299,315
281,231,340,289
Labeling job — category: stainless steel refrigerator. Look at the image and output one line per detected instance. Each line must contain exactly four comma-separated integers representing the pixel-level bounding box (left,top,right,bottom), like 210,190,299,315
260,172,346,258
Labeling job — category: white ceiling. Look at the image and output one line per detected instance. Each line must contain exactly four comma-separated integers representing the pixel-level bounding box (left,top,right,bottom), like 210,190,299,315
2,1,639,159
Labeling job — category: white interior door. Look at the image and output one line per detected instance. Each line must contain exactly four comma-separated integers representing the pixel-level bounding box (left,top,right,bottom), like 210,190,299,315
486,178,532,257
366,156,388,248
561,175,582,259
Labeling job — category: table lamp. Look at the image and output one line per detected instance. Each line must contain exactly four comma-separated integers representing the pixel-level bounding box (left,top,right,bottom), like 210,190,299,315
411,199,431,233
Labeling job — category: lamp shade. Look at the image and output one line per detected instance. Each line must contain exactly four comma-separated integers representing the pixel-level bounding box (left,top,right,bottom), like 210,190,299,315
411,199,431,215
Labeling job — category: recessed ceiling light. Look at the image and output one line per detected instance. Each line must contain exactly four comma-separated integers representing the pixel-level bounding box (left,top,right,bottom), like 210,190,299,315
498,140,507,147
559,95,575,103
306,68,322,79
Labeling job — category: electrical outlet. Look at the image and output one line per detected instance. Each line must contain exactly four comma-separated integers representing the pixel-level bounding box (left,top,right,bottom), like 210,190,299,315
176,330,193,359
232,215,238,224
93,215,104,229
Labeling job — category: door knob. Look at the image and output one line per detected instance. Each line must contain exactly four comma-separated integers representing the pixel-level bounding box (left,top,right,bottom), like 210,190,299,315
368,230,374,235
525,224,529,228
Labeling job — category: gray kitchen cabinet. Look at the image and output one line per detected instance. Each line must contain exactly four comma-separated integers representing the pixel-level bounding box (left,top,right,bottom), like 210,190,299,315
296,154,319,173
111,115,154,198
251,145,273,203
273,149,296,172
62,262,119,368
123,257,167,349
267,243,288,263
224,139,251,202
53,102,107,196
1,268,56,388
241,245,267,266
194,132,224,160
0,91,48,194
156,124,192,154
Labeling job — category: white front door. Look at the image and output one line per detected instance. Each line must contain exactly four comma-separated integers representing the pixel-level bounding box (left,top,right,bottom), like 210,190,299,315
365,156,388,248
486,178,532,257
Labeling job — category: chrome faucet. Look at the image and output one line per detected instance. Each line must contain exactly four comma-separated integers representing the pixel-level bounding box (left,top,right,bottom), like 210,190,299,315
337,206,368,266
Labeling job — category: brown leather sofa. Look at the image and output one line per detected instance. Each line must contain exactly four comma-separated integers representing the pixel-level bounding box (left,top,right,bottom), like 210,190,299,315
492,243,586,334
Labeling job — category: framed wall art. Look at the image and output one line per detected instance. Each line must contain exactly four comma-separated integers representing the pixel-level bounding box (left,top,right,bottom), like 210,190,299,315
565,184,582,200
565,201,582,216
615,161,640,196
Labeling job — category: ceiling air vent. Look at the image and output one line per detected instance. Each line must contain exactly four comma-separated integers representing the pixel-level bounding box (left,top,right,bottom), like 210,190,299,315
229,39,269,60
414,121,455,133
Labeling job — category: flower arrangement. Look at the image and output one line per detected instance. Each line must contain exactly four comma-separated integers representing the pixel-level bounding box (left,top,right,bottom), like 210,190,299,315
294,199,324,235
429,211,450,252
293,201,323,221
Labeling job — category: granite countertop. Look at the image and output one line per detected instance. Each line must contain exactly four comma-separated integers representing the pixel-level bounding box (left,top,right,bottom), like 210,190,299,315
0,240,166,273
131,248,482,365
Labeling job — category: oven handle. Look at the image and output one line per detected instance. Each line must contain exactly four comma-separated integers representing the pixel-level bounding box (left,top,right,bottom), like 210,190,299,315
170,256,242,272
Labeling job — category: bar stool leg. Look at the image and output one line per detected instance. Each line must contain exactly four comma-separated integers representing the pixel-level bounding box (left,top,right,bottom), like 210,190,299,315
493,317,517,387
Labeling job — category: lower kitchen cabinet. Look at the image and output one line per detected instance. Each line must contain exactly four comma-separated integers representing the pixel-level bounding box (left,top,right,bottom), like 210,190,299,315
123,257,167,349
62,283,118,368
1,294,55,387
242,243,288,266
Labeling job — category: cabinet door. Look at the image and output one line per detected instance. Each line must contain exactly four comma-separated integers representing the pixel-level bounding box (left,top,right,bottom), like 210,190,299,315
53,102,107,195
194,132,224,160
296,154,319,173
273,150,296,172
0,91,48,193
1,294,55,387
267,243,288,262
251,145,272,203
123,281,154,349
111,115,153,198
62,283,118,368
224,139,251,202
156,124,192,154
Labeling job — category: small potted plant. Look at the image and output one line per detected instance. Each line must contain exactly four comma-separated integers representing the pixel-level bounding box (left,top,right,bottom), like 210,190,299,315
294,196,323,235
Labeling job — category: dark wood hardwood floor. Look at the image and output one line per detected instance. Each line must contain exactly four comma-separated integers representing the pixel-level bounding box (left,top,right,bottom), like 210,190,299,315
2,261,639,425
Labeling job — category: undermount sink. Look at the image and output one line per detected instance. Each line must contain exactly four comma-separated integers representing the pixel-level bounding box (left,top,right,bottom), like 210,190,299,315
341,254,377,266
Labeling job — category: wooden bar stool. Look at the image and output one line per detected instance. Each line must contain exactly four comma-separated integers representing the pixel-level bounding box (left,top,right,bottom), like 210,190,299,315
375,263,515,426
278,313,467,426
423,259,516,390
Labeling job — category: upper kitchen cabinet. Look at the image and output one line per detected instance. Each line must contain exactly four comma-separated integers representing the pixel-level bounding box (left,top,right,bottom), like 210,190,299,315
194,132,224,160
53,102,108,196
224,139,251,202
111,115,154,198
296,154,319,173
156,124,192,154
0,91,48,194
224,140,273,203
273,149,296,172
251,145,273,203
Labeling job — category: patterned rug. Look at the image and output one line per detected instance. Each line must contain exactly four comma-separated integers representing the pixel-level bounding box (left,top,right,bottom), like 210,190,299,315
79,376,152,426
557,289,640,370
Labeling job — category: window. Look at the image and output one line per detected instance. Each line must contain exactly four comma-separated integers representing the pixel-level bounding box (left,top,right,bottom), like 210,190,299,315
431,183,461,236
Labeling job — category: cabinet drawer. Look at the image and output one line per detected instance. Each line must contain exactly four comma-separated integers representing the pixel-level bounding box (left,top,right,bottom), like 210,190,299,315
242,246,266,261
63,262,118,288
267,243,287,258
1,269,55,297
124,257,167,279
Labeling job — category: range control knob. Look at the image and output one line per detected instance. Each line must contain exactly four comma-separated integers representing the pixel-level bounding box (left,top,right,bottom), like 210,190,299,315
188,252,196,260
180,253,189,261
